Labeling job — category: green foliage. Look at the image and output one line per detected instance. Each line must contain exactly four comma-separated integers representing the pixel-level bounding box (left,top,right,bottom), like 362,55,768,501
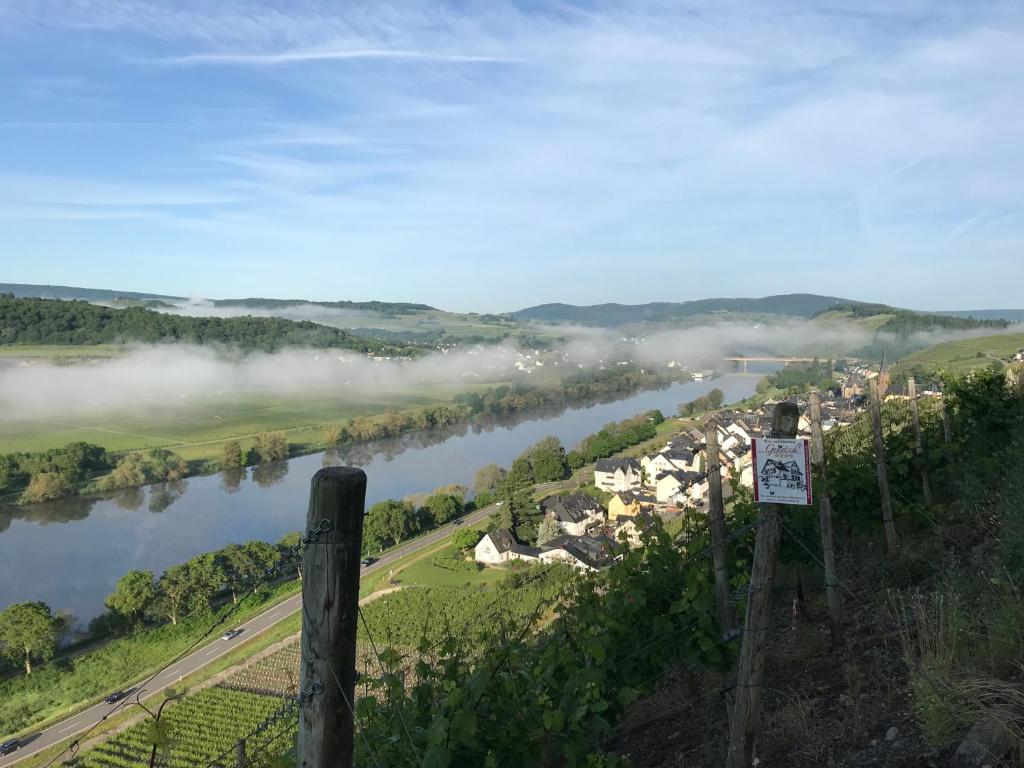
365,499,421,552
0,295,415,355
520,436,569,483
473,464,506,496
67,687,285,768
251,431,289,463
221,440,244,469
105,570,156,625
19,471,72,503
422,494,464,526
754,362,834,396
0,601,64,674
497,457,537,538
355,525,745,767
571,414,660,465
451,529,483,552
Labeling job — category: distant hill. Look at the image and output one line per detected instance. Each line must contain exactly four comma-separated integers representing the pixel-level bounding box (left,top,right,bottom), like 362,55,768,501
0,296,419,355
0,282,185,302
512,294,863,326
210,297,436,314
933,309,1024,323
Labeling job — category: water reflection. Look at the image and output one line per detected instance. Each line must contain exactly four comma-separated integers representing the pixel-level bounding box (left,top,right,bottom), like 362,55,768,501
148,481,188,513
220,468,246,494
252,461,289,488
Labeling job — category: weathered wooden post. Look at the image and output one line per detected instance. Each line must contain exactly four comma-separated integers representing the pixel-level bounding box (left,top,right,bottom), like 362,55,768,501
869,379,899,552
907,377,934,506
234,739,246,768
298,467,367,768
705,418,735,636
726,402,800,768
808,393,842,645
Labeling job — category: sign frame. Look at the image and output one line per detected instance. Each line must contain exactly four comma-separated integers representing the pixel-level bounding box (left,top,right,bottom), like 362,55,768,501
751,437,813,506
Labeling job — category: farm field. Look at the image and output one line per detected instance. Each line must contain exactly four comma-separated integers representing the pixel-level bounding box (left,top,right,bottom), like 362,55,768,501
0,385,472,457
894,331,1024,375
0,344,126,359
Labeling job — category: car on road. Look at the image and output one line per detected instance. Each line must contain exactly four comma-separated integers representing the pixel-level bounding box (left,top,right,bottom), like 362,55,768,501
0,739,20,756
221,628,244,641
103,689,130,704
361,557,376,566
452,518,464,526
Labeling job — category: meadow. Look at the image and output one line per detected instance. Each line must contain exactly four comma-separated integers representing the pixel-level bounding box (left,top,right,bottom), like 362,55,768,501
0,385,473,459
893,330,1024,375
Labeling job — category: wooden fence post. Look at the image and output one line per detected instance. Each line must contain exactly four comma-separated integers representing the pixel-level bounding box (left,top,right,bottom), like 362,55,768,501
869,379,899,552
298,467,367,768
726,402,800,768
907,378,934,506
234,739,246,768
808,394,842,645
705,418,735,636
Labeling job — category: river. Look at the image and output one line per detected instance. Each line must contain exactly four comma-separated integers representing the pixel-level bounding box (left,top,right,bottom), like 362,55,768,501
0,371,772,624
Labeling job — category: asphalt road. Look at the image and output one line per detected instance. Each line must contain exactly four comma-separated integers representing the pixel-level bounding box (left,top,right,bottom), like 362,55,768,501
1,481,570,766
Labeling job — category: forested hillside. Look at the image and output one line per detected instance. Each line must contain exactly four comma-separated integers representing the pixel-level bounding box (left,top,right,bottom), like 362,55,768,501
0,296,417,354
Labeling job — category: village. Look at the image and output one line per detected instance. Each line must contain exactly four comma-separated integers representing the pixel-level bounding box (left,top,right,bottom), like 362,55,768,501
473,364,880,572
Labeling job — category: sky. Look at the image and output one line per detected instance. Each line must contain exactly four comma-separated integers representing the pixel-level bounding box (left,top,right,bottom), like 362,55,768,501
0,0,1022,313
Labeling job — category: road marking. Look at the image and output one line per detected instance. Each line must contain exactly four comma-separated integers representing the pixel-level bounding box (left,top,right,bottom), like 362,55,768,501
57,722,81,734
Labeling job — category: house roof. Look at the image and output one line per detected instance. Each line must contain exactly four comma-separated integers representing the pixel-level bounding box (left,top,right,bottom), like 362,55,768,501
542,534,612,569
484,528,518,553
510,543,542,558
595,457,640,473
541,493,604,524
656,470,701,486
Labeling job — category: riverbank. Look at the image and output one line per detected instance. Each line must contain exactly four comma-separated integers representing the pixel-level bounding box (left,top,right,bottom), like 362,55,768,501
1,366,690,506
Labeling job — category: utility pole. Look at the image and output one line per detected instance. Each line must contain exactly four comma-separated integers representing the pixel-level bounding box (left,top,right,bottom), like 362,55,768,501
298,467,367,768
705,418,734,636
907,377,933,506
726,402,800,768
809,393,842,644
869,379,899,552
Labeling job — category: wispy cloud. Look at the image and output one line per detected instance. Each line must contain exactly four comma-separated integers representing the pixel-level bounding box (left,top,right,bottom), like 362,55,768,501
154,48,521,66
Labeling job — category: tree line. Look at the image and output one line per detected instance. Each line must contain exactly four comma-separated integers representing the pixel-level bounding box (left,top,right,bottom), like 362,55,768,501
677,386,726,416
0,295,416,355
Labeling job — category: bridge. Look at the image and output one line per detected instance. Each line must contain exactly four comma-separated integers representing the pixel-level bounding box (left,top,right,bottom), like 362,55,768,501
723,356,816,373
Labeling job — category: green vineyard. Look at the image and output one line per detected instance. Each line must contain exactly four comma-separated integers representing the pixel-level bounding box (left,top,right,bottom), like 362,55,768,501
67,688,290,768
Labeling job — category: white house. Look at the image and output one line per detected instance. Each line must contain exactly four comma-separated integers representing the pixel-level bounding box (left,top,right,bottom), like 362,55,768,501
540,493,606,536
538,534,611,571
474,529,541,565
594,458,642,493
654,470,702,503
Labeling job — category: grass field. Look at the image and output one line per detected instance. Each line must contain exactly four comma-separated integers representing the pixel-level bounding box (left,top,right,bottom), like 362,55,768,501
0,386,469,458
0,344,126,359
893,331,1024,375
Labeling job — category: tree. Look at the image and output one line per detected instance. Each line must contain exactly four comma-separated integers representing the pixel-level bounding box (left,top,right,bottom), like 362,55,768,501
423,494,464,526
105,570,156,625
536,517,562,546
524,436,568,483
708,388,725,409
185,553,226,615
452,529,482,553
100,453,147,490
147,449,187,481
497,457,534,535
0,601,63,675
221,441,244,469
322,423,346,447
20,471,72,504
220,541,279,603
362,508,391,553
474,464,506,496
367,499,420,545
154,564,191,626
252,432,289,463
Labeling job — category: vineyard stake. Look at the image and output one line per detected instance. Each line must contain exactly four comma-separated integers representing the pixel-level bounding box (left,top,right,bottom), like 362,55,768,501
705,418,734,636
907,377,934,506
726,402,799,768
298,467,367,768
234,738,246,768
940,393,957,499
809,393,842,645
869,379,899,551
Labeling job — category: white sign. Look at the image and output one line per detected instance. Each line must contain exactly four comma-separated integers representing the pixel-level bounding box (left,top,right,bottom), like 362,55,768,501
751,438,812,506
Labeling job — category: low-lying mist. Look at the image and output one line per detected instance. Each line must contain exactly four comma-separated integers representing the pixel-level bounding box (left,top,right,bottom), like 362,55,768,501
1,318,1017,423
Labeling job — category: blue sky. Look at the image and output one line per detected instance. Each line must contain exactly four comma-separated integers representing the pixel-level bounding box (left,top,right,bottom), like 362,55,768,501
1,0,1022,312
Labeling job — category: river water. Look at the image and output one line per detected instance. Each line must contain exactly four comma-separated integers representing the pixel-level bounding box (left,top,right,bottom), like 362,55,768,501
0,372,772,624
